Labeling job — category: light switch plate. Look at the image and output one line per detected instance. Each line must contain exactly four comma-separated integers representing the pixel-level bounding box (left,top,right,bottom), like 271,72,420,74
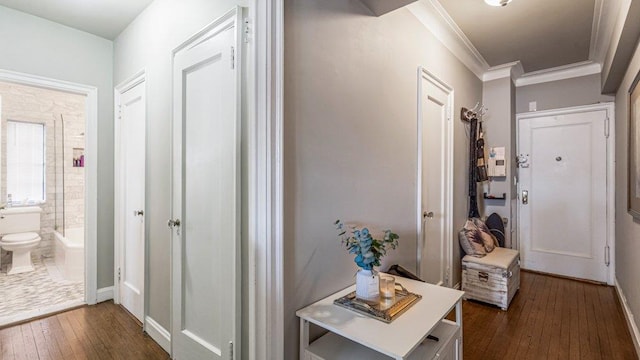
529,101,537,112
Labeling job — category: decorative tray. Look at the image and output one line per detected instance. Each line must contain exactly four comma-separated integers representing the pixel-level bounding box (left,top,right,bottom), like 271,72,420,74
333,284,422,323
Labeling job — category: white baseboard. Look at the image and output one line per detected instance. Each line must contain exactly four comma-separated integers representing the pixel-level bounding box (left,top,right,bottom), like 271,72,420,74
614,278,640,355
145,316,171,353
96,286,114,303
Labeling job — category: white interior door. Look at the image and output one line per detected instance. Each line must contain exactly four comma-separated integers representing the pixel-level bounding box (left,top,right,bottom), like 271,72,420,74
518,107,610,283
418,68,452,286
117,77,146,322
171,8,241,360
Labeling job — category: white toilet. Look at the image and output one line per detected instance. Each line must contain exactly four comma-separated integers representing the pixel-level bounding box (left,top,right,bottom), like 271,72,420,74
0,206,42,275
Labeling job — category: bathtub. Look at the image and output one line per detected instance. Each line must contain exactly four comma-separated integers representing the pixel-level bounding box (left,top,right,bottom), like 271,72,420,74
54,228,84,282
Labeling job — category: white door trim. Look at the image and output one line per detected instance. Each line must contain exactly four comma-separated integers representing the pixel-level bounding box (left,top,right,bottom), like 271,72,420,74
0,68,99,304
247,0,284,359
416,67,454,287
516,102,615,285
113,69,146,314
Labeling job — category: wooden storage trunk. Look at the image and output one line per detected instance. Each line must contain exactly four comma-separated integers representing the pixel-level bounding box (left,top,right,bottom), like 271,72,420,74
462,247,520,310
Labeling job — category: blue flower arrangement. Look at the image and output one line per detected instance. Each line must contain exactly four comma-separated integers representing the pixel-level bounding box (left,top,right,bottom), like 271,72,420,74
335,220,399,271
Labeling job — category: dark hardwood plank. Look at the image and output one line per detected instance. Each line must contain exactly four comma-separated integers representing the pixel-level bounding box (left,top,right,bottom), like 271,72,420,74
0,327,15,360
40,316,77,360
57,310,100,359
19,323,38,360
464,270,638,360
1,302,168,360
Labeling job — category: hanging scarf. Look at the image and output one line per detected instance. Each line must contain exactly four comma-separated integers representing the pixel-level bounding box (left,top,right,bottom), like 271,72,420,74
476,121,488,182
468,117,480,218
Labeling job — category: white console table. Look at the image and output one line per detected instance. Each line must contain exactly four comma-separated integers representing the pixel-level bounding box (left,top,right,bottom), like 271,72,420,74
296,275,464,360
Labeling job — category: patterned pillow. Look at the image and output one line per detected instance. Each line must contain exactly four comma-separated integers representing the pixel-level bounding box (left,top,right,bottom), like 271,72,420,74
472,218,499,252
459,220,487,257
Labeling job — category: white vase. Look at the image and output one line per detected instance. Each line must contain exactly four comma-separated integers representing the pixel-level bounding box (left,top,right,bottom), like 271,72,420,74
355,269,380,303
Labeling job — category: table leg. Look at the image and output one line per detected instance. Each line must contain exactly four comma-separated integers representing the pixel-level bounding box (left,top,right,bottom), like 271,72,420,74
456,300,463,360
300,318,310,360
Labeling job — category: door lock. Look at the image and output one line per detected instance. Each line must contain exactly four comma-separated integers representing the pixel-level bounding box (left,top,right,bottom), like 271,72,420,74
522,190,528,205
133,210,144,216
423,211,434,219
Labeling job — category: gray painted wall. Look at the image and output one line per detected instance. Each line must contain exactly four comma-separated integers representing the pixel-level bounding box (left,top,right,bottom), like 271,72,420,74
284,0,482,358
113,0,251,333
614,38,640,350
516,74,614,114
480,77,516,248
0,6,114,288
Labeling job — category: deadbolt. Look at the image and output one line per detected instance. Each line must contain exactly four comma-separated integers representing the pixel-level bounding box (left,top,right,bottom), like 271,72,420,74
167,219,181,227
133,210,144,216
522,190,528,205
423,211,434,219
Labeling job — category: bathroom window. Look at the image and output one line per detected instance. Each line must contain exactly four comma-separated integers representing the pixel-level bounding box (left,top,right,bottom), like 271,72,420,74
6,120,45,205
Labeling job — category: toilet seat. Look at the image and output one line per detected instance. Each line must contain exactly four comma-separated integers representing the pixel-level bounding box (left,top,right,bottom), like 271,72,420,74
1,232,40,243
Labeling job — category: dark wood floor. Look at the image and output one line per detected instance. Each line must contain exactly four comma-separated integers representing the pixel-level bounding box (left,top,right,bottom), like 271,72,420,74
1,273,637,359
463,270,638,360
0,301,169,360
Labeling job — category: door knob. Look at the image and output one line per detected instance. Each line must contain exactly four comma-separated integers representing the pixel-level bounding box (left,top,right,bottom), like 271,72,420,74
522,190,528,205
423,211,434,219
133,210,144,216
167,219,181,228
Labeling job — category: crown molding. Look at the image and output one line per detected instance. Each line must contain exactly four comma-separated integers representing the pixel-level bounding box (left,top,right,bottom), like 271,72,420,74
407,0,489,79
359,0,419,16
483,61,524,82
515,61,601,87
589,0,605,62
408,0,603,86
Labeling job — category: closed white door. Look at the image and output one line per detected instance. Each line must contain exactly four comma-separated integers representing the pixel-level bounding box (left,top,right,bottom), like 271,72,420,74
418,69,452,286
117,78,146,322
171,8,241,360
518,108,609,283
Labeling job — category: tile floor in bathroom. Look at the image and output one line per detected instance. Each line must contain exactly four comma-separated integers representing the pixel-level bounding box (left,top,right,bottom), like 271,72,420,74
0,255,84,325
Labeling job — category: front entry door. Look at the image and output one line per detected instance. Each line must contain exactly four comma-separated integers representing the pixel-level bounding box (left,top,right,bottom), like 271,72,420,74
418,68,452,286
118,77,146,322
518,106,610,283
171,8,242,360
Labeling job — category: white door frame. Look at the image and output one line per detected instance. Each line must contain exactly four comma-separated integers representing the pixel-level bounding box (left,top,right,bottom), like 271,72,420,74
416,67,454,287
113,69,146,315
250,0,284,359
0,69,99,304
516,102,615,285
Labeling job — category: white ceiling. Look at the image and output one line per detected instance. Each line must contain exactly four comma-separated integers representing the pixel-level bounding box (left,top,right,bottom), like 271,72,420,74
0,0,154,39
438,0,595,72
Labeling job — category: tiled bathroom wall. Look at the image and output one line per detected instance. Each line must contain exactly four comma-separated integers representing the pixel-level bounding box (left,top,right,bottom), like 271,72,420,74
0,81,85,263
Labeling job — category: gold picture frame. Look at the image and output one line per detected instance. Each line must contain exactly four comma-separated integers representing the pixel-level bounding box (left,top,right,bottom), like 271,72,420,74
628,71,640,219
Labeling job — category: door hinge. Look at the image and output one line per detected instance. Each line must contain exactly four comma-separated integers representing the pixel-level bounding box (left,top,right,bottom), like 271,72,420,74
243,17,252,43
229,341,234,360
118,267,121,281
604,117,610,138
230,46,235,70
605,245,610,266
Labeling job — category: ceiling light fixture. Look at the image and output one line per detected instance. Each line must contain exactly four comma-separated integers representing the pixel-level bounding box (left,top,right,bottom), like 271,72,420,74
484,0,512,7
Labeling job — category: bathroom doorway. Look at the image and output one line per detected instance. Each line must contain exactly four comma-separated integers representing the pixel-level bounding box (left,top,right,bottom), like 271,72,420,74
0,70,98,326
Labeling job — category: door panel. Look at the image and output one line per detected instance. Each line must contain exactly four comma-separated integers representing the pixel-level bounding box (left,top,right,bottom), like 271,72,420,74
119,80,146,322
518,109,608,282
172,9,241,360
418,70,452,286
